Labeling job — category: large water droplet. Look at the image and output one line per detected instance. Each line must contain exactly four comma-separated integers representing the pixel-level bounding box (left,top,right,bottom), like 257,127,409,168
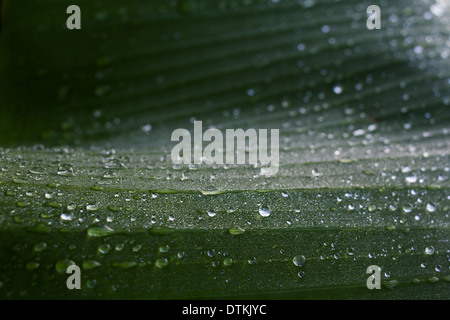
293,255,306,267
259,205,271,217
426,203,436,213
155,258,169,269
425,246,435,255
55,259,75,274
87,225,115,237
57,164,75,176
83,260,101,270
207,210,216,217
223,258,234,266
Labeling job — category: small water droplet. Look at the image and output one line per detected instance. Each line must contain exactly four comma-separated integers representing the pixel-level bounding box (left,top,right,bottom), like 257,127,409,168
60,213,74,221
333,85,343,95
402,204,413,213
87,279,97,289
26,262,40,271
113,261,137,269
87,225,115,237
30,167,47,175
228,227,245,235
159,245,169,253
207,210,216,217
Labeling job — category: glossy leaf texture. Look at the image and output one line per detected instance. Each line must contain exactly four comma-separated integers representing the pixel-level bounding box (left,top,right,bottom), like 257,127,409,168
0,0,449,299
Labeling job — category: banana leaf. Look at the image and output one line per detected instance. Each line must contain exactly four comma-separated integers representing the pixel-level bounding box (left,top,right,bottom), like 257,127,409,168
0,0,449,299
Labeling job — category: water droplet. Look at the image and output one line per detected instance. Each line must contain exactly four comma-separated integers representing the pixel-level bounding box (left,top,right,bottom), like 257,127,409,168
312,168,321,177
132,244,142,252
87,225,115,237
297,43,306,52
87,279,97,289
405,176,417,183
259,205,271,217
389,204,397,212
33,242,47,252
30,167,47,175
108,206,122,212
113,261,137,269
401,166,411,173
155,258,169,269
425,246,435,255
60,213,74,221
352,129,365,137
55,259,75,274
293,255,306,267
83,260,101,270
26,262,40,271
223,258,234,266
228,227,245,235
384,280,399,289
57,164,75,176
207,210,216,217
46,201,61,209
97,244,111,254
13,178,28,184
159,245,169,253
321,25,330,34
402,204,413,213
426,203,436,213
333,85,343,95
141,124,152,134
16,201,30,207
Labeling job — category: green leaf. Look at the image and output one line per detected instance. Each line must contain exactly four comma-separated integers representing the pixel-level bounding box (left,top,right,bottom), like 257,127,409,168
0,0,449,299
